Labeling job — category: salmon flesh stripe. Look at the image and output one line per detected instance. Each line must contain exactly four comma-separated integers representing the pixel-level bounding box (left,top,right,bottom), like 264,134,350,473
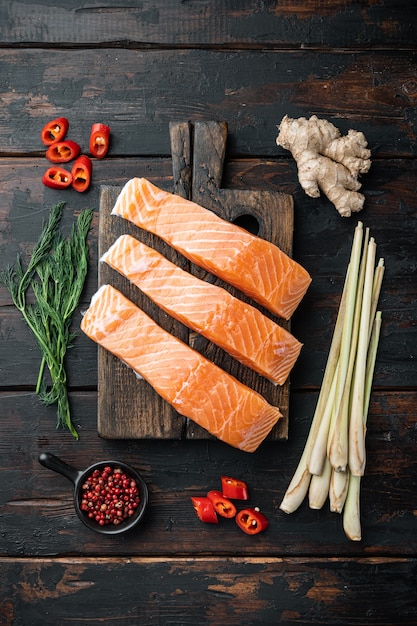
111,178,311,320
102,234,303,385
81,285,283,452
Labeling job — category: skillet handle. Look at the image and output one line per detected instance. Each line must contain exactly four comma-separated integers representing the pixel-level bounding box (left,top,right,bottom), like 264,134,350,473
38,452,82,485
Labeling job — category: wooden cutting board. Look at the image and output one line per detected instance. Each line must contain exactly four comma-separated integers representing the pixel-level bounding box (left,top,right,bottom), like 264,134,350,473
98,121,294,443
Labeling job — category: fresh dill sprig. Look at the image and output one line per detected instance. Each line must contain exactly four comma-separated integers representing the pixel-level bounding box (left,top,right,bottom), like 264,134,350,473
0,203,94,439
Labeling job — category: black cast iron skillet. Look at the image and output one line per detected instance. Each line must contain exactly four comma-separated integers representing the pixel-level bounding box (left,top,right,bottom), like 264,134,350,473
39,452,149,535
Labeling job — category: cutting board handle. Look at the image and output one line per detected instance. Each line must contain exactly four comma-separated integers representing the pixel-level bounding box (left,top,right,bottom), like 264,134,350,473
193,121,228,193
169,121,192,200
169,120,228,201
170,120,293,246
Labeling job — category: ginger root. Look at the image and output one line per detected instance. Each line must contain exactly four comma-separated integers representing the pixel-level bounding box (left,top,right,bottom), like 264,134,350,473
276,115,371,217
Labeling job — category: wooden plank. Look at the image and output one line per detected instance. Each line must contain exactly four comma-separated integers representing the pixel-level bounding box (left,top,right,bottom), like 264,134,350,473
1,556,416,625
0,49,416,158
1,0,416,47
2,389,417,557
97,122,294,441
1,157,416,391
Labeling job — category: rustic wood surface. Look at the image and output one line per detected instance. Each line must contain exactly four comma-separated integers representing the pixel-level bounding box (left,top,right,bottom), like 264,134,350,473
0,1,416,624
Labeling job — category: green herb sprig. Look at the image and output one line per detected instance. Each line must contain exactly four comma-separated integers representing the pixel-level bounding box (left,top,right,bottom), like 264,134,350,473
1,202,94,438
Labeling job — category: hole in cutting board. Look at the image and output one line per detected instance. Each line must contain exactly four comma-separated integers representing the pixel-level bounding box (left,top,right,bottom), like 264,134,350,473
232,214,260,235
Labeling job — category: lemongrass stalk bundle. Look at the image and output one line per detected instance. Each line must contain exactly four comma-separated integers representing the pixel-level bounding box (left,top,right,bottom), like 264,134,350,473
279,222,384,541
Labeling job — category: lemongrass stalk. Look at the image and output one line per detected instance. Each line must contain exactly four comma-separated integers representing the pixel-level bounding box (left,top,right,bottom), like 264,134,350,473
328,228,369,473
280,265,350,513
343,311,382,540
328,224,366,472
343,474,362,540
279,445,312,513
308,364,338,475
349,237,377,476
336,223,364,406
306,264,350,451
364,311,382,415
329,468,349,513
368,259,384,344
343,260,383,477
308,456,332,509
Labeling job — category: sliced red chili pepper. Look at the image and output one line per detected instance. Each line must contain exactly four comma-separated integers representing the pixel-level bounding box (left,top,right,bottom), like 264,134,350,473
207,490,237,519
46,140,81,164
41,117,69,146
235,507,269,535
42,166,72,190
71,155,92,193
191,496,218,524
89,123,110,159
221,476,249,501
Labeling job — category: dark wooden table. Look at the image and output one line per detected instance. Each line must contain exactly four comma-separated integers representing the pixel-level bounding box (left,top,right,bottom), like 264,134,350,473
1,2,416,624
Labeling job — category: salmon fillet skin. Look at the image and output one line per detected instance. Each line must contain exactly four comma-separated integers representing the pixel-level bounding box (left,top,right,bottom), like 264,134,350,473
102,234,303,385
81,285,283,452
111,178,311,320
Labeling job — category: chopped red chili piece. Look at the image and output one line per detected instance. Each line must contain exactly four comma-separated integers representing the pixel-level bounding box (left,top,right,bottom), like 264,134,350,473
41,117,69,146
235,508,269,535
71,155,92,193
46,140,81,163
191,496,218,524
42,166,72,190
207,490,237,519
221,476,249,501
89,123,110,158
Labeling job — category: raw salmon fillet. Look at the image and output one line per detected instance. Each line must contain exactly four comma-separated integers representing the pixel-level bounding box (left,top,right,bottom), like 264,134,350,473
81,284,283,452
111,178,311,320
102,234,303,385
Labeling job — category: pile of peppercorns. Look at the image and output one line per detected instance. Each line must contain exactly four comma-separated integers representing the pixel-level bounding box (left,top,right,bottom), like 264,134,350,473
80,466,141,527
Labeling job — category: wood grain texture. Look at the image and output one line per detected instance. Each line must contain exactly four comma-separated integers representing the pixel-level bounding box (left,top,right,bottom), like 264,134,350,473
0,49,416,157
1,0,416,47
1,158,416,391
98,122,294,441
1,557,416,625
1,390,416,558
1,2,416,622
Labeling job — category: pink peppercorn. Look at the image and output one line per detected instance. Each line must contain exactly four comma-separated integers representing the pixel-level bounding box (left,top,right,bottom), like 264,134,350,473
80,466,140,527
